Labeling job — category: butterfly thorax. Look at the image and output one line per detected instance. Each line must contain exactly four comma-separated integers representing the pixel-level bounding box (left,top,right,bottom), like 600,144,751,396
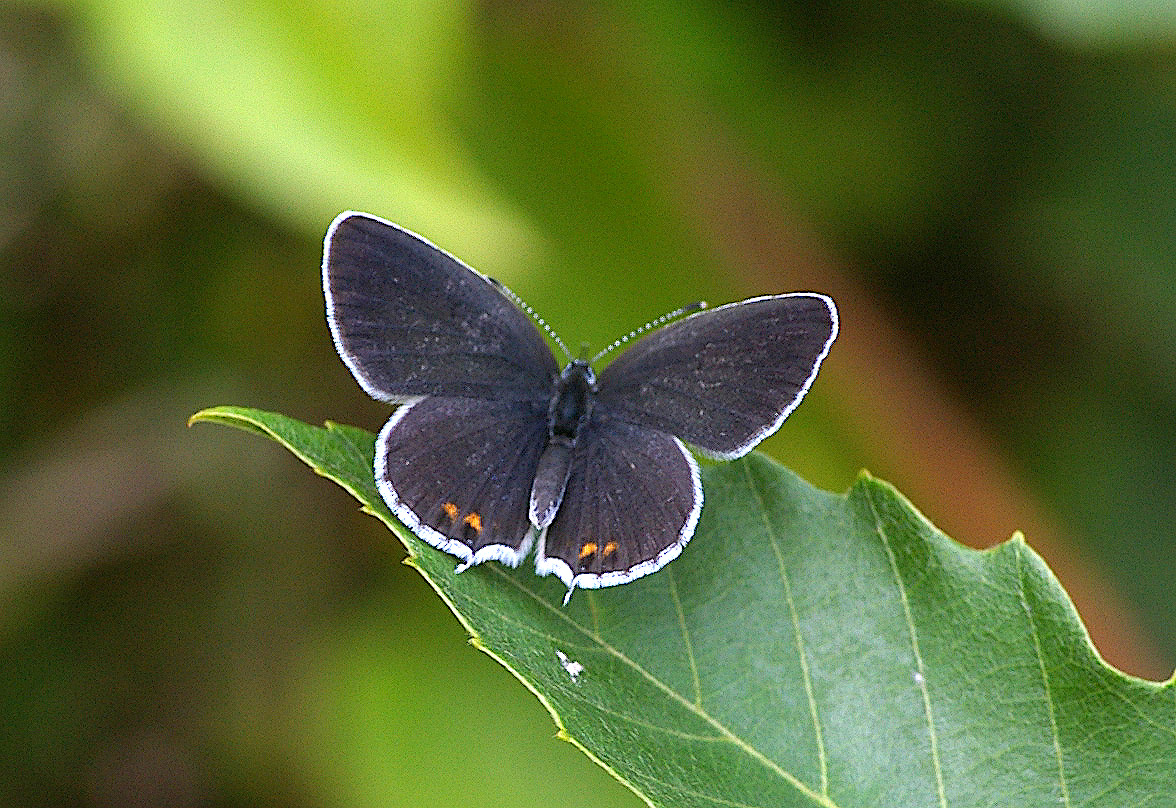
530,360,597,530
548,359,596,438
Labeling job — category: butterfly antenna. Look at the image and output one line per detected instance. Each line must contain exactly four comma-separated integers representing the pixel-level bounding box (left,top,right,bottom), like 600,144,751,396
590,301,706,364
488,277,573,362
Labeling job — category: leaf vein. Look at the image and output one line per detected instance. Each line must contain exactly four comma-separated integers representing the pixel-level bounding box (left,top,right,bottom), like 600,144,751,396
489,566,839,808
571,698,728,743
666,567,704,707
1015,545,1073,807
864,484,947,808
635,772,778,808
740,461,829,794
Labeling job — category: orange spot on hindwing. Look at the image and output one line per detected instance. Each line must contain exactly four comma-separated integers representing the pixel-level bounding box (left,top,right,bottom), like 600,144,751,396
439,502,458,526
463,511,483,540
578,542,598,565
602,541,619,559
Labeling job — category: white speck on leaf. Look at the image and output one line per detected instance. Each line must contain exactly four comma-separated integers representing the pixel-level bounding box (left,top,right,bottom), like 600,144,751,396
556,650,584,683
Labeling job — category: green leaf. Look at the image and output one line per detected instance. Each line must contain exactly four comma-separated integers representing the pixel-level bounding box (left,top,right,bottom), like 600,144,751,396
974,0,1176,46
68,0,537,269
192,405,1176,807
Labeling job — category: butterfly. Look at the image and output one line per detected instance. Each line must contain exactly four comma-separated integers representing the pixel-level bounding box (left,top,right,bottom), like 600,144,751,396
323,211,837,603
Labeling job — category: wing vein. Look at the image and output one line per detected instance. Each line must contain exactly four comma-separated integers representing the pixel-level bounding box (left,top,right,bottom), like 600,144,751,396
355,346,548,381
386,405,534,467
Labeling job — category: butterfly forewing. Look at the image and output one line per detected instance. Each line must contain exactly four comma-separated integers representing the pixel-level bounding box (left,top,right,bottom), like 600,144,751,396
594,293,837,458
324,212,559,403
377,397,549,566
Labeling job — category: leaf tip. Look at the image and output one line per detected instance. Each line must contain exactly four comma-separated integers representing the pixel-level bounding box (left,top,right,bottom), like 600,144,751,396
402,556,423,572
187,407,219,427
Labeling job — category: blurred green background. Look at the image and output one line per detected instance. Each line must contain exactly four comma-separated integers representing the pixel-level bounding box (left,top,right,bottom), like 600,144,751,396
2,1,1175,805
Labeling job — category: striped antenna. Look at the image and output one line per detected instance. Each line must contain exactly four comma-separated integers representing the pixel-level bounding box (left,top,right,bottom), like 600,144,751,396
591,301,707,364
488,277,573,362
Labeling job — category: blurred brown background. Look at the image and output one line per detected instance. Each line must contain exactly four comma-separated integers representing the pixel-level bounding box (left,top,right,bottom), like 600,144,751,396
2,1,1174,806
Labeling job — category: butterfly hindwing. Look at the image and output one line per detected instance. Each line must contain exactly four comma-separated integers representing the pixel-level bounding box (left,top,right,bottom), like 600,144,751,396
595,293,837,458
324,212,559,403
377,396,549,568
535,416,701,594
